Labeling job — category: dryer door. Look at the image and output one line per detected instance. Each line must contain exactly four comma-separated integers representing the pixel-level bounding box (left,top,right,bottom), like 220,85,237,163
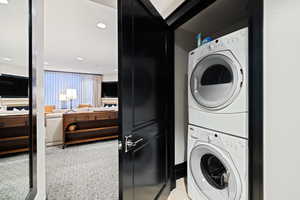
190,53,242,110
190,143,242,200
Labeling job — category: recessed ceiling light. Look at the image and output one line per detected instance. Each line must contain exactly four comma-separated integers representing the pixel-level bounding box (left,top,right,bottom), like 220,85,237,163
97,22,106,29
2,57,12,61
44,61,49,65
76,57,84,61
0,0,8,5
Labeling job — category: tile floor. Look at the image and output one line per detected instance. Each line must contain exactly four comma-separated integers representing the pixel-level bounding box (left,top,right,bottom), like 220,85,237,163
168,178,190,200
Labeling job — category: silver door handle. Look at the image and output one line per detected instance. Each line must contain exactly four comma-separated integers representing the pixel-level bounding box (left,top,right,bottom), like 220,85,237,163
125,135,144,153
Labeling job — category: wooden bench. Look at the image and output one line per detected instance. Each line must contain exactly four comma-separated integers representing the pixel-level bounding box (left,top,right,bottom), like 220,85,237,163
63,111,118,148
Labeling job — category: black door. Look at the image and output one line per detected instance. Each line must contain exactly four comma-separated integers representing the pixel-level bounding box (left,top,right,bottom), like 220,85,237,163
118,0,174,200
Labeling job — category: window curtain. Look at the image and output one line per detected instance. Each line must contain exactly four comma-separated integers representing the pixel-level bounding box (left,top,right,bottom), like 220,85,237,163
93,75,102,107
44,71,102,109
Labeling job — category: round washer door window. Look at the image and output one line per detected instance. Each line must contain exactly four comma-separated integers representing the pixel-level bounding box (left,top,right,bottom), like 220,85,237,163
190,143,242,200
200,153,228,190
190,54,242,110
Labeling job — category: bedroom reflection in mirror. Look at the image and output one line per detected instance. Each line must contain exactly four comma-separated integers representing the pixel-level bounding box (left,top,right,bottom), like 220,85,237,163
0,0,31,199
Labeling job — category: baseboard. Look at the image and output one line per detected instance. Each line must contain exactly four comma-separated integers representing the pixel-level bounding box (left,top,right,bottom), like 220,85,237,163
46,141,63,147
174,162,187,180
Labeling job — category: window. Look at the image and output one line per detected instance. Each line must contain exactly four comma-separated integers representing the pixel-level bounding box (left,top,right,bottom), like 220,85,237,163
200,153,228,190
44,71,102,109
190,54,240,109
201,65,232,85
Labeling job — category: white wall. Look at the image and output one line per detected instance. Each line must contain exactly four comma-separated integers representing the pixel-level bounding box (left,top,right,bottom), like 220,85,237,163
44,65,104,75
103,73,118,82
264,0,300,199
33,0,46,199
0,63,28,77
174,28,196,165
44,66,118,82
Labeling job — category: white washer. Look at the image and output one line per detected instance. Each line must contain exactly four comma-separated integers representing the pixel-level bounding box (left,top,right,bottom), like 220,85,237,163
187,125,248,200
188,28,248,138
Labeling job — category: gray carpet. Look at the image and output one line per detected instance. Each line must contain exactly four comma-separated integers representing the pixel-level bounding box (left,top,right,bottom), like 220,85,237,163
46,140,119,200
0,154,30,200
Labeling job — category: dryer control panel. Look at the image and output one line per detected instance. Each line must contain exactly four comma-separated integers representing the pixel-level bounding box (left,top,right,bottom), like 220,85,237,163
208,39,225,50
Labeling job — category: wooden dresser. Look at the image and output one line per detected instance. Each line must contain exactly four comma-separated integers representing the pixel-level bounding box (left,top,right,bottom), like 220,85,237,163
0,115,29,156
63,111,118,148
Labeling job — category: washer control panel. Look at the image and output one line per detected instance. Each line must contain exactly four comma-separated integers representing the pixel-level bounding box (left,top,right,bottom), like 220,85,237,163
222,136,247,152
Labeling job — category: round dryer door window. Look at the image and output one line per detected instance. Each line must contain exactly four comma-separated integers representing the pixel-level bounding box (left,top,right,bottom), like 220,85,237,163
190,143,242,200
190,54,242,110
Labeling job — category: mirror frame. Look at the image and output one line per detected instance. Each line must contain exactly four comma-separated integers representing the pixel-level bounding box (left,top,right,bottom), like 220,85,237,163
26,0,37,199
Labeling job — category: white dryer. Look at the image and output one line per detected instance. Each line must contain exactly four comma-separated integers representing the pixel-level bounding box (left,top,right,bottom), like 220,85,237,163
187,125,248,200
188,28,248,138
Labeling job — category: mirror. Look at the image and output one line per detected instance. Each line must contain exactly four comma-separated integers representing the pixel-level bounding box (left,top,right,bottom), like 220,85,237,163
0,0,31,199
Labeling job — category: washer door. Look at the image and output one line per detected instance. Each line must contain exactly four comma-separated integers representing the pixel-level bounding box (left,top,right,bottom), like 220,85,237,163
190,143,242,200
190,53,242,110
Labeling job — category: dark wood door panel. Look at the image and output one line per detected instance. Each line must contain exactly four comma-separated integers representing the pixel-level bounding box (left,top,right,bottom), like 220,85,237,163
133,60,157,127
119,0,172,199
132,0,165,127
133,131,166,200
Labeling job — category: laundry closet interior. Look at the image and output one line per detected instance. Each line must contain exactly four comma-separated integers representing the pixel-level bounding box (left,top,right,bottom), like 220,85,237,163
171,0,255,199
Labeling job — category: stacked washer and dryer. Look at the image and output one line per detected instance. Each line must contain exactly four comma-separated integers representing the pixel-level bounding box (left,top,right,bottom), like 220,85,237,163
187,28,248,200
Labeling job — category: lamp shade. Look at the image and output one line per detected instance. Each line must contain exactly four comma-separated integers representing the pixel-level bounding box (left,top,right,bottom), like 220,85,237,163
59,93,67,101
66,89,77,100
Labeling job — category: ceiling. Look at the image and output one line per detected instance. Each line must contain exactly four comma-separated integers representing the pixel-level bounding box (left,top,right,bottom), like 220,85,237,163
180,0,248,36
1,0,247,75
0,0,28,69
150,0,186,19
0,0,118,75
45,0,117,74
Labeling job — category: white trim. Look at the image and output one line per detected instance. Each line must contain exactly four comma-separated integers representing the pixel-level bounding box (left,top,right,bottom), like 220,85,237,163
0,98,29,106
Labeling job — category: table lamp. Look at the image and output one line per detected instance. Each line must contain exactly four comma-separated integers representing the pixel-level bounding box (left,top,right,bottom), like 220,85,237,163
59,93,68,109
66,89,77,111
